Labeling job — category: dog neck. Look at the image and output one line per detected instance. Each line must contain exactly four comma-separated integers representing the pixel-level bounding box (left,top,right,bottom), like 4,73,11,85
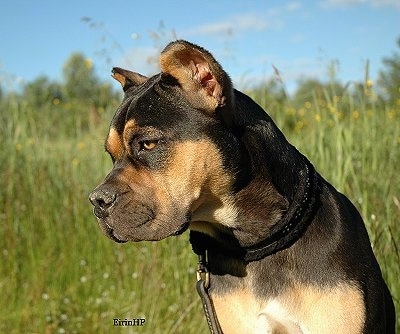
190,159,322,262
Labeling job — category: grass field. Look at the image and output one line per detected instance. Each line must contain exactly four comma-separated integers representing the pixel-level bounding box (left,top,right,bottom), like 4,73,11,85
1,85,399,333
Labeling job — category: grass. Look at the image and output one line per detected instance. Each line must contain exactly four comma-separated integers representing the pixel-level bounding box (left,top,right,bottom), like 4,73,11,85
1,84,399,333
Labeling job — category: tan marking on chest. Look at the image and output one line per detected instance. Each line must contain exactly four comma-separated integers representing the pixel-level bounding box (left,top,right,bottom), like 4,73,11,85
212,289,261,334
283,282,365,333
210,282,365,334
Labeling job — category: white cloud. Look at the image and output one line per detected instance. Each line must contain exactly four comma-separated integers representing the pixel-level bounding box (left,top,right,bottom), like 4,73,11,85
320,0,366,8
290,33,306,44
184,13,280,37
319,0,400,8
180,2,308,39
285,1,303,11
370,0,400,8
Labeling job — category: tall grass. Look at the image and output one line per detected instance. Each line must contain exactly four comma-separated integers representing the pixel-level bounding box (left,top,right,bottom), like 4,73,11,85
0,97,206,333
1,83,399,333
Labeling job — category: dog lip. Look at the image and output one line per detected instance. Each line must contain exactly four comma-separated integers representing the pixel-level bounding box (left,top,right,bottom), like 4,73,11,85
173,220,190,236
103,222,128,244
111,235,127,244
93,206,109,219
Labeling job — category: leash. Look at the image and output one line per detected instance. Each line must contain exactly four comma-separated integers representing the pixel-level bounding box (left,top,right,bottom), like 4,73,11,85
196,251,223,334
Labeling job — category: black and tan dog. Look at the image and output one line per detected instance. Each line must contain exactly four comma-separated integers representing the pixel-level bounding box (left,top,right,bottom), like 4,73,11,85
89,40,395,333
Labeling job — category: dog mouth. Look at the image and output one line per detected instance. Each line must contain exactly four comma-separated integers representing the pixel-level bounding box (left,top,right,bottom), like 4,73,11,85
103,222,128,243
93,202,191,242
98,218,190,243
174,220,190,236
92,201,129,243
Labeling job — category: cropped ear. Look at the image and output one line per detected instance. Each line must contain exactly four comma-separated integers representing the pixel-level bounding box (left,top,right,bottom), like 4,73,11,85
160,40,233,112
112,67,148,91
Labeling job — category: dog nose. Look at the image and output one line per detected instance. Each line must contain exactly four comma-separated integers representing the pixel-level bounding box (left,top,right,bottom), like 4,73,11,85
89,188,117,213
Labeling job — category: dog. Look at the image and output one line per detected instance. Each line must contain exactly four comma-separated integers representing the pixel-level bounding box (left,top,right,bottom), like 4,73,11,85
89,40,395,333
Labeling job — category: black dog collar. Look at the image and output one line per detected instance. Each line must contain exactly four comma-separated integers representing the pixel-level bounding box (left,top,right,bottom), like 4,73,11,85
190,159,322,262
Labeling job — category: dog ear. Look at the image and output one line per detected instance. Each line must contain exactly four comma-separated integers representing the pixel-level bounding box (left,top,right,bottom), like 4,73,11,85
112,67,148,91
160,40,233,112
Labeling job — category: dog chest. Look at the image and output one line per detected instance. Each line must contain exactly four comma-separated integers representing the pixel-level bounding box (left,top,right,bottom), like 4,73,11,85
211,282,365,334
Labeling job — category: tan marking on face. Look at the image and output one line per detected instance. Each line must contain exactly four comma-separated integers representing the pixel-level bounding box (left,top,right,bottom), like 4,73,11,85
152,139,238,229
100,137,237,240
122,119,138,142
123,119,137,133
122,119,140,151
106,120,138,161
106,127,124,160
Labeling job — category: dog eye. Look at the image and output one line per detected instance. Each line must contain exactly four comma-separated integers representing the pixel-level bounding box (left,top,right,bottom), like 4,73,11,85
139,140,158,151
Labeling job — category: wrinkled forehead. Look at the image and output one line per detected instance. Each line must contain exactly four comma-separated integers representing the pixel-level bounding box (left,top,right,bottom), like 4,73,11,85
109,73,189,135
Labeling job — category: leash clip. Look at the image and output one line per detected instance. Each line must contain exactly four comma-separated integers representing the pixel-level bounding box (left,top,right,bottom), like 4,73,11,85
195,249,223,333
196,251,210,289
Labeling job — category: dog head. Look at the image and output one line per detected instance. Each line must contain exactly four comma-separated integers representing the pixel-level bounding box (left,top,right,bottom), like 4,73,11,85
89,40,250,243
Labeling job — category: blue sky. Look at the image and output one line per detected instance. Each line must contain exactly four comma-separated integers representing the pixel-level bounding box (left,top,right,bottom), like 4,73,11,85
1,0,399,93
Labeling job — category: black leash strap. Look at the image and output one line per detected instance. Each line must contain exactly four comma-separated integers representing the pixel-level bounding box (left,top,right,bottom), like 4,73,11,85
196,253,223,334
